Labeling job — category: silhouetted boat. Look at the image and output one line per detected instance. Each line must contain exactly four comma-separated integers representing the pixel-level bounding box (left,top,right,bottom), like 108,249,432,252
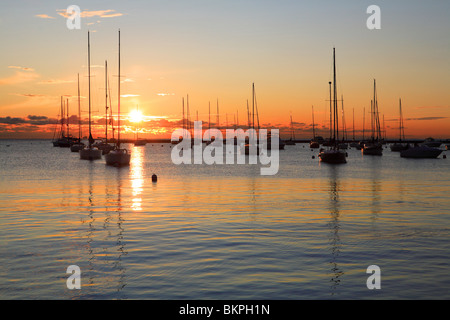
285,115,296,145
80,31,102,160
390,99,409,152
400,145,442,159
319,48,346,164
422,137,441,148
105,29,131,166
71,74,85,152
362,80,383,156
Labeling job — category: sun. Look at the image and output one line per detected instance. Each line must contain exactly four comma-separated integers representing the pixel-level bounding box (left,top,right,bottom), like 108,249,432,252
129,109,143,123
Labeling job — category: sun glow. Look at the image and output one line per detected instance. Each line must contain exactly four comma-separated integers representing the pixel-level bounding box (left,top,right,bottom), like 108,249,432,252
129,109,143,123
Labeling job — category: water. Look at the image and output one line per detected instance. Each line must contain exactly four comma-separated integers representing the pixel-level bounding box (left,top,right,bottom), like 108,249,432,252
0,140,449,300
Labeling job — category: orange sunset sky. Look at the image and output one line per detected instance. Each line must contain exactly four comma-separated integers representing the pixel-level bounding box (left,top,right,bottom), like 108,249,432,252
0,0,449,140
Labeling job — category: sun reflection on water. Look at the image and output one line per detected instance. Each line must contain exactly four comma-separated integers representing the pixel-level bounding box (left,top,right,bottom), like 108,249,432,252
130,145,145,211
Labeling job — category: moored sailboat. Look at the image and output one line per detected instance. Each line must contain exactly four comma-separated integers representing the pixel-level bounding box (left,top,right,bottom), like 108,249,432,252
319,48,347,164
80,31,102,160
105,29,131,167
71,73,85,152
362,80,383,156
390,98,409,152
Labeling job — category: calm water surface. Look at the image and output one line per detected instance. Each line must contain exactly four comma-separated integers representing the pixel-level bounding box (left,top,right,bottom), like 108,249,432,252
0,140,449,299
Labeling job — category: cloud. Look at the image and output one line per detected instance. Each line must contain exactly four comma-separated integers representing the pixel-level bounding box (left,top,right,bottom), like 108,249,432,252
8,66,35,72
121,94,140,98
0,68,39,86
35,14,56,19
57,9,123,19
157,93,175,96
406,117,448,121
38,79,75,85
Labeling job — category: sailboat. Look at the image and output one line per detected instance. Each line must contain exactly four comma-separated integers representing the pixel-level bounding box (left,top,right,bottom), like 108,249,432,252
80,31,103,160
337,95,348,149
318,48,347,164
390,98,409,152
362,79,383,156
71,73,85,152
134,105,147,146
285,115,296,145
310,106,319,148
94,60,115,154
105,29,131,166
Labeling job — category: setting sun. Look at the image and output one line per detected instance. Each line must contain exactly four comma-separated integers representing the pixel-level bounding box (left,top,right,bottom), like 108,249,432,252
129,109,144,123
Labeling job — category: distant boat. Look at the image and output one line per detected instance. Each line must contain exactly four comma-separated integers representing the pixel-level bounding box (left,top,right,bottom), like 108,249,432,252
400,145,442,159
285,115,296,145
349,108,359,148
94,60,115,155
422,137,441,148
105,29,131,167
319,48,347,164
80,31,102,161
70,73,85,152
362,80,383,156
390,99,409,152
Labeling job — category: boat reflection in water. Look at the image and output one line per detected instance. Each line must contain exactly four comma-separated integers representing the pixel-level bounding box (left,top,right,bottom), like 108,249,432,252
326,167,344,295
79,164,128,297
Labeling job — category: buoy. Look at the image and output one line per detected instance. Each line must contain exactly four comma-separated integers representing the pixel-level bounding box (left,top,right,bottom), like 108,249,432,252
152,174,157,182
312,155,315,159
346,152,348,157
444,155,447,159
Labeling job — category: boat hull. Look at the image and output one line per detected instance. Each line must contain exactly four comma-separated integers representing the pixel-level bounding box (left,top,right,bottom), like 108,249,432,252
319,149,347,164
390,143,409,152
400,146,442,159
70,143,85,153
80,147,102,160
105,149,131,166
310,141,320,149
362,143,383,156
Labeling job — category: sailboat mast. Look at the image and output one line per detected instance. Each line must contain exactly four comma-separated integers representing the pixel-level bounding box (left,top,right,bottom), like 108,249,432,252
78,73,81,141
117,29,121,147
105,60,108,142
88,31,92,147
312,106,316,139
353,108,355,141
66,98,69,137
329,81,332,140
333,47,338,142
363,106,365,140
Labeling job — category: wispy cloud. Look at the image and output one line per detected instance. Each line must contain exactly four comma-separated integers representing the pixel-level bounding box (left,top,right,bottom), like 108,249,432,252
121,94,140,98
38,79,75,85
0,67,39,85
35,14,56,19
406,117,448,121
57,9,123,19
157,93,175,97
8,66,35,72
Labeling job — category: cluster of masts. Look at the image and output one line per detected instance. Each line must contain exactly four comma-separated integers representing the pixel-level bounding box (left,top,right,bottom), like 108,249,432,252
52,45,445,163
52,30,131,166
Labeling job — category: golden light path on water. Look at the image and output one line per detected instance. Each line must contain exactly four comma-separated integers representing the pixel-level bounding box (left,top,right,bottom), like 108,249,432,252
130,145,144,211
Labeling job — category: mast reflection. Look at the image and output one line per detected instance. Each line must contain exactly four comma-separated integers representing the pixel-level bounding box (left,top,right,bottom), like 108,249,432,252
327,166,344,295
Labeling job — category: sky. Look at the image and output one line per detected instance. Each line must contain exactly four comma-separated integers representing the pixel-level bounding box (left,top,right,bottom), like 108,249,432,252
0,0,449,140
